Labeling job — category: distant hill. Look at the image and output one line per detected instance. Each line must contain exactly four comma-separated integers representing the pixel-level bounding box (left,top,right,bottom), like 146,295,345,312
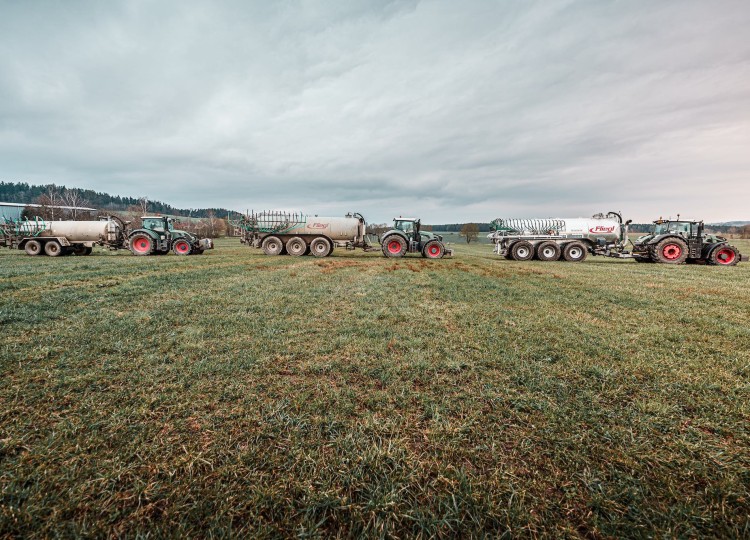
0,181,236,219
708,221,750,227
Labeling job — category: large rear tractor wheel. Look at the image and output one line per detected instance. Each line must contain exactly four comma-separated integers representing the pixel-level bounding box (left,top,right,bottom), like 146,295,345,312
422,240,445,259
262,236,284,256
382,235,407,258
24,240,43,256
172,238,193,256
562,242,587,262
286,236,307,257
44,240,64,257
310,237,332,257
510,241,534,261
536,241,561,261
710,245,739,266
129,234,154,256
652,237,688,264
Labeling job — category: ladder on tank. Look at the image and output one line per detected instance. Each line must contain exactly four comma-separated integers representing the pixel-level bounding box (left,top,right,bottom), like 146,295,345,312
241,211,307,234
0,217,47,248
490,218,565,236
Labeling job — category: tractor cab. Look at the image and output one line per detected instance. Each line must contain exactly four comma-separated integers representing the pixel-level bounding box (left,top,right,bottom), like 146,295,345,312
141,216,173,233
650,219,702,239
393,218,420,241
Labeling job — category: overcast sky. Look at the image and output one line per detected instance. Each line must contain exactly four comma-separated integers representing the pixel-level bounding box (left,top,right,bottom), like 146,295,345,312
1,0,748,223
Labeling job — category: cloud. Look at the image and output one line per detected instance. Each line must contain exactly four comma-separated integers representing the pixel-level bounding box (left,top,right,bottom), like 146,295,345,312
0,0,748,223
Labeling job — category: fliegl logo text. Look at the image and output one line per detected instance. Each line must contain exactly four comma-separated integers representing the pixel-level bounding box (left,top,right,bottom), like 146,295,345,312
589,226,616,233
307,223,329,229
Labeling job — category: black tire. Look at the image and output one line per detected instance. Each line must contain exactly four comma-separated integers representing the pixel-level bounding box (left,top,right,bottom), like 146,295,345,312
422,240,445,259
382,235,407,258
510,241,534,261
310,237,332,257
286,236,307,257
262,236,284,256
536,241,561,261
652,237,688,264
562,242,587,262
72,244,93,256
172,238,193,256
709,245,740,266
24,240,42,256
44,240,64,257
129,233,154,256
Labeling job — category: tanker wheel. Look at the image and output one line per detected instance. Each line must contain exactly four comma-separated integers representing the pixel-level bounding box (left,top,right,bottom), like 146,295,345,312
261,236,284,256
286,236,307,257
44,240,64,257
710,245,739,266
510,241,534,261
562,242,587,262
82,246,93,256
536,241,561,261
310,237,332,258
382,235,406,258
172,239,193,256
72,244,91,256
422,240,445,259
129,234,153,256
653,237,688,264
24,240,43,256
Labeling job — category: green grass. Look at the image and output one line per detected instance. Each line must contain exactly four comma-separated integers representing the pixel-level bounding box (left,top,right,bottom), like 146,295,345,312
1,238,749,538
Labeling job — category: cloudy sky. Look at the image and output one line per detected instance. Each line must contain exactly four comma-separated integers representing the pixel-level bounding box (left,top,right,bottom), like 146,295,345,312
1,0,748,223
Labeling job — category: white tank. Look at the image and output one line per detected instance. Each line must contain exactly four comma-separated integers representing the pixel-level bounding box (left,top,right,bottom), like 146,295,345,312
39,220,122,243
555,218,622,242
277,216,364,242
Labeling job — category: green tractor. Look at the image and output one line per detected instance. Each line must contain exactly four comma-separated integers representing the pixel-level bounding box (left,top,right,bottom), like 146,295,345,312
632,218,744,265
128,216,214,256
380,217,453,259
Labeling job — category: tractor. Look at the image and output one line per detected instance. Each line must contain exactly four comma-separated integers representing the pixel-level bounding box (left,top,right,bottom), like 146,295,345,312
632,218,744,265
128,216,213,256
380,217,453,258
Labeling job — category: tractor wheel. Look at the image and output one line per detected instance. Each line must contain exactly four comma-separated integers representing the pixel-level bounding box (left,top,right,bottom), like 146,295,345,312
24,240,43,256
129,234,154,256
172,238,193,256
286,236,307,257
536,241,561,261
709,245,739,266
262,236,284,256
310,237,332,257
422,240,444,259
562,242,587,262
652,237,688,264
382,235,407,258
72,244,90,256
44,240,64,257
510,241,534,261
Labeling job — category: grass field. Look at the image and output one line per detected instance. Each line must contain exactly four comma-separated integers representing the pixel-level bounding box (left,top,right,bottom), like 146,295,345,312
1,238,749,537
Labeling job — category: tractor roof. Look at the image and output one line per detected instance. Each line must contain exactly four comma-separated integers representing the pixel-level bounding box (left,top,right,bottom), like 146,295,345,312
394,217,419,221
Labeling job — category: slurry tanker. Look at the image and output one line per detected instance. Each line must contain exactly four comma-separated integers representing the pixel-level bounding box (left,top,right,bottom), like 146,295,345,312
0,215,212,256
238,211,452,258
487,211,745,265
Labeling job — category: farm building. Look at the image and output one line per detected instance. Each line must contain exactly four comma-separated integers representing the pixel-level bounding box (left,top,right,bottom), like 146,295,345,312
0,202,97,221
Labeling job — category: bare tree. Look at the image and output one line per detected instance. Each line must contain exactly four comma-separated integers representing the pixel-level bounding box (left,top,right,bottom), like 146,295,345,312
63,189,88,219
35,185,63,220
138,197,148,214
460,223,479,244
741,224,750,239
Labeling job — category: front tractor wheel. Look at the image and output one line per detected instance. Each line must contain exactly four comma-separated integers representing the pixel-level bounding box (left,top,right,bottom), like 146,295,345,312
653,237,688,264
172,239,193,256
286,236,307,257
24,240,43,256
536,241,561,261
510,241,534,261
710,245,739,266
422,240,445,259
129,234,154,256
310,237,332,258
261,236,284,256
382,235,406,258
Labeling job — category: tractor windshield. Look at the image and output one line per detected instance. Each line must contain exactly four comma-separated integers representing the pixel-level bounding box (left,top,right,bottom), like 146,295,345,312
653,222,691,236
394,220,415,234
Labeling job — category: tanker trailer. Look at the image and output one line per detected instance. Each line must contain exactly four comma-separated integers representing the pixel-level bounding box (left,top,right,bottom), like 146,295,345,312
11,217,126,257
487,211,631,262
239,211,374,257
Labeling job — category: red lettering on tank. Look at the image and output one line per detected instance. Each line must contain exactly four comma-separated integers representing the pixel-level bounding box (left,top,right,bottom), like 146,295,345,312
589,226,615,233
308,223,329,229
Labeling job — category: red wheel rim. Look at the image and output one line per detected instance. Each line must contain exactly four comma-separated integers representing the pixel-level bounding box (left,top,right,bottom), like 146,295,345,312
175,241,190,254
715,248,736,265
662,243,682,260
427,245,440,257
133,238,150,253
388,240,402,254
